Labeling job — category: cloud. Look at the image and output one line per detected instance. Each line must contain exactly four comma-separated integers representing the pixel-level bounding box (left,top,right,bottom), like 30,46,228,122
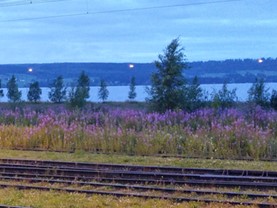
0,0,276,63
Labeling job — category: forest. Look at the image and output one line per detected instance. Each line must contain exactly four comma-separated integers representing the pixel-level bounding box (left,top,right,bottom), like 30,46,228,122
0,58,276,87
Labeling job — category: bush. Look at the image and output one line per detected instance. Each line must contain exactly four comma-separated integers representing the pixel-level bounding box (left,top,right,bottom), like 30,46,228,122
211,82,237,109
270,90,277,110
248,78,270,107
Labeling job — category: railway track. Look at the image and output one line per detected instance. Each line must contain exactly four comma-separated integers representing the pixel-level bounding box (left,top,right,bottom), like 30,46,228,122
0,158,276,207
0,206,29,208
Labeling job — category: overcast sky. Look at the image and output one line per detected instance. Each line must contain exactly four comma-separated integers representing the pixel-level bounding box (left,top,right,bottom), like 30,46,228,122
0,0,276,64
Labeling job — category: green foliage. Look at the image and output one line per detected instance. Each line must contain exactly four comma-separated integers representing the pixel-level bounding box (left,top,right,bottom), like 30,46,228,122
184,76,204,111
0,79,4,99
7,75,22,103
68,71,90,108
248,78,270,107
270,90,277,110
211,82,237,109
128,76,137,101
147,38,188,112
48,76,67,103
27,81,42,103
98,79,109,102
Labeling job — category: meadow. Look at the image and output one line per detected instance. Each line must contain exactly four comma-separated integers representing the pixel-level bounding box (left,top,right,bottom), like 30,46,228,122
0,104,276,160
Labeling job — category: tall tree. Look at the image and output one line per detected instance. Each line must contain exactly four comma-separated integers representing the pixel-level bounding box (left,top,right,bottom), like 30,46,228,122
0,79,4,99
128,76,137,101
27,81,42,103
270,90,277,110
147,38,188,112
49,75,67,103
69,71,90,108
211,82,237,109
184,76,203,111
248,78,269,107
98,79,109,102
7,75,21,103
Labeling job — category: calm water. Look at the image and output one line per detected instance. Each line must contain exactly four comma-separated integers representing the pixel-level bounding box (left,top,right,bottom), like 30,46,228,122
0,83,277,102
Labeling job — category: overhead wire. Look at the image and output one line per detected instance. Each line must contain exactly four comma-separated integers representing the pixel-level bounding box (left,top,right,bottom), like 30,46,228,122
0,0,72,7
0,0,244,23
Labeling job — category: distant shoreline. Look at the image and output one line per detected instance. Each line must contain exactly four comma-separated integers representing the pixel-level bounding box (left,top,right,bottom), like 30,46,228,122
0,82,276,102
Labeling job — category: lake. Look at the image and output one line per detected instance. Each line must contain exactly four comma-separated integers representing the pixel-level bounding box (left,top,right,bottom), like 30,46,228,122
0,83,277,102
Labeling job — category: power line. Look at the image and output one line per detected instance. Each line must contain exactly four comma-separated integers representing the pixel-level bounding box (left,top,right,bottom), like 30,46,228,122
0,0,244,23
0,0,72,7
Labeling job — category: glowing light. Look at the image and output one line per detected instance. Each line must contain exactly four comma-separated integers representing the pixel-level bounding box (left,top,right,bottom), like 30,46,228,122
258,59,263,63
28,68,33,72
129,64,134,69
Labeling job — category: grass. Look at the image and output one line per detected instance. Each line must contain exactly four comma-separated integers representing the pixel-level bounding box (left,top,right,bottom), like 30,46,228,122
0,188,259,208
0,149,277,171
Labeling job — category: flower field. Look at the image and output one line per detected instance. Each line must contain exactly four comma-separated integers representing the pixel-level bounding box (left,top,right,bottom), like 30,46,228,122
0,105,276,160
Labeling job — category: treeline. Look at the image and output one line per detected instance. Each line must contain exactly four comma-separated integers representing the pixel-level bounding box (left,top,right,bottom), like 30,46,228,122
1,58,277,87
1,39,277,111
1,71,277,111
189,58,277,84
0,71,138,108
0,72,92,108
0,63,154,87
146,38,277,112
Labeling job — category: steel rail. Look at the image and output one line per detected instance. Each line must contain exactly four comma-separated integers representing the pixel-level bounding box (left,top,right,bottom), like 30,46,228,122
0,205,30,208
0,175,276,200
0,163,277,190
0,163,277,183
0,183,275,207
0,169,277,190
1,158,277,177
0,159,277,207
1,170,276,188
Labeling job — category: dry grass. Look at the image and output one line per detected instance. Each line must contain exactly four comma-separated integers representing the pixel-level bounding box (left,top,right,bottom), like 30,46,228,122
0,188,259,208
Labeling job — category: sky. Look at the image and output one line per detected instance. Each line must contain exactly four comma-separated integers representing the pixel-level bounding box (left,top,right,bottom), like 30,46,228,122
0,0,276,64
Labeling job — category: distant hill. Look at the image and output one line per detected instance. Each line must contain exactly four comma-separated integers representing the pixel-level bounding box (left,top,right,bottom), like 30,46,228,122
0,58,276,87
